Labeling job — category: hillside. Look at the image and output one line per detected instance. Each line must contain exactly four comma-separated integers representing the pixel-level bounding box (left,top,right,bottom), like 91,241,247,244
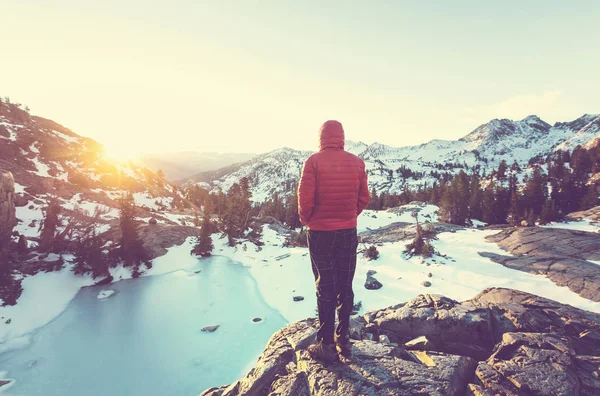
0,98,200,260
185,114,600,202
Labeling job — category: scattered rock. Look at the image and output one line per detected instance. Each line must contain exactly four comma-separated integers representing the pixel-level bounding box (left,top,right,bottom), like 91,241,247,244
97,290,116,300
421,281,431,287
5,318,11,324
427,272,432,278
252,318,262,323
366,269,377,276
148,217,157,225
378,335,390,344
201,325,220,333
348,316,365,340
13,194,28,207
193,269,201,274
365,273,383,290
521,219,533,227
293,296,304,302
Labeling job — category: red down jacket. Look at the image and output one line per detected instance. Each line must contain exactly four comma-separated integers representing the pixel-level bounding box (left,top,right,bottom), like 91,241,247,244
298,120,370,230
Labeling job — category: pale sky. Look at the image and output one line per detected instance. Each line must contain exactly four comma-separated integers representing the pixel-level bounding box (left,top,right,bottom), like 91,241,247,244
1,1,599,158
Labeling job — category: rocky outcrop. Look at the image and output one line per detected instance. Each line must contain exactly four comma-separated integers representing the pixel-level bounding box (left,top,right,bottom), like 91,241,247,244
0,170,16,250
487,227,600,260
360,222,463,244
568,205,600,222
200,288,600,396
484,227,600,301
136,223,200,259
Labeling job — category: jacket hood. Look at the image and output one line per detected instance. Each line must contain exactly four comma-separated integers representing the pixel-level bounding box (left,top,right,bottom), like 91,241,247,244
319,120,345,151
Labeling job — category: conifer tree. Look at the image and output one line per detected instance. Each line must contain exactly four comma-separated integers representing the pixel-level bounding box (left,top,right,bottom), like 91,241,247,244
72,229,110,279
482,180,496,224
497,160,508,183
508,190,521,225
523,165,547,217
192,211,214,257
284,190,300,229
430,182,440,205
468,174,483,221
368,188,380,210
115,192,150,276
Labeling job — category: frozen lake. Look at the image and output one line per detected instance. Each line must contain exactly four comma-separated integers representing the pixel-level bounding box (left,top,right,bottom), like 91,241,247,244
0,256,287,395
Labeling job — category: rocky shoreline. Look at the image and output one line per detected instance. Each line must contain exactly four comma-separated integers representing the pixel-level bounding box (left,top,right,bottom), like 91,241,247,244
200,287,600,396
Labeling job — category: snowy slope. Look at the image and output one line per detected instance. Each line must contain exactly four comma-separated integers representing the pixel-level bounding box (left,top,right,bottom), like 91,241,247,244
186,114,600,201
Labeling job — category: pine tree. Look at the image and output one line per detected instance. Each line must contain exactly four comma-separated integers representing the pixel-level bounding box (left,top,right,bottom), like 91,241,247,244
72,230,110,279
497,160,508,183
508,191,521,226
539,200,556,224
115,192,150,275
368,188,379,210
284,190,300,229
523,165,547,217
192,212,214,257
430,182,440,204
469,174,483,221
454,171,470,224
494,184,510,224
482,181,496,224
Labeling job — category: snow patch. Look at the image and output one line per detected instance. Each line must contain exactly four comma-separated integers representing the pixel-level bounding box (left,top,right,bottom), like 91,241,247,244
0,264,95,346
542,220,599,233
29,157,52,178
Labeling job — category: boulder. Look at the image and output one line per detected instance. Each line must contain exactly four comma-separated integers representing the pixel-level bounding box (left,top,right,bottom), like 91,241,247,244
293,296,304,302
365,273,383,290
13,193,29,207
201,325,220,333
200,288,600,395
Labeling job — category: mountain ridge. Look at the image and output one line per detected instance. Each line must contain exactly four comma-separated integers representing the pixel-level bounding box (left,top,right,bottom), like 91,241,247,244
184,113,600,201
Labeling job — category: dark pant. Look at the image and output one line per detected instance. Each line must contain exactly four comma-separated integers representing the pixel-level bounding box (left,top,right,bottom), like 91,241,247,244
308,227,358,345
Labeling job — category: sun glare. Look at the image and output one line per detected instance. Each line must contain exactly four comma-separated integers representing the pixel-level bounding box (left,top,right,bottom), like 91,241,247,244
103,143,140,163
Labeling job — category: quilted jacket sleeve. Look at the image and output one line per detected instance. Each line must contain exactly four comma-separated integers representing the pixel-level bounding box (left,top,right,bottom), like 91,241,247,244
298,156,316,225
357,160,370,215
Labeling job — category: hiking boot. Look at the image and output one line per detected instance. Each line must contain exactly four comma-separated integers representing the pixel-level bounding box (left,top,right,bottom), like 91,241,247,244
307,341,339,363
336,338,352,358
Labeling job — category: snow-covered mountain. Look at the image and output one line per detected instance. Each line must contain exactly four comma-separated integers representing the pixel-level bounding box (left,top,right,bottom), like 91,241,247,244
185,114,600,201
0,99,195,242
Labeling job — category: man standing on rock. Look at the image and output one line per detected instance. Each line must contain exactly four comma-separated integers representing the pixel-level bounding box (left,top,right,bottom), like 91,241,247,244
298,120,370,362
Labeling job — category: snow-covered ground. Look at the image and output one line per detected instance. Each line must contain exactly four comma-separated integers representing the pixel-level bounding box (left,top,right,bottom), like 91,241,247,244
215,224,600,324
542,219,599,233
